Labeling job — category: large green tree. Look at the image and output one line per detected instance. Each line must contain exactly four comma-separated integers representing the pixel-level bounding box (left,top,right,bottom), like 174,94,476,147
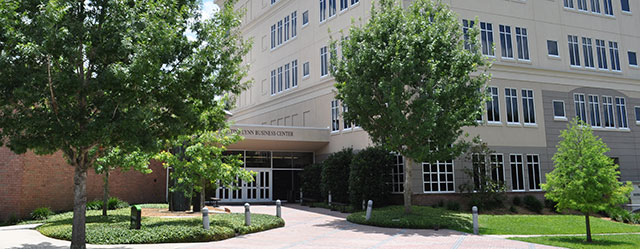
0,1,249,248
543,119,632,242
331,0,490,213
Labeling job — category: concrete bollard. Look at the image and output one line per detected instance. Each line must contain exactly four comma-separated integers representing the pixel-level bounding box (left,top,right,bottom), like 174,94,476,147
202,207,209,230
276,199,282,218
299,188,303,202
328,191,332,206
244,203,251,226
472,206,479,235
365,200,373,221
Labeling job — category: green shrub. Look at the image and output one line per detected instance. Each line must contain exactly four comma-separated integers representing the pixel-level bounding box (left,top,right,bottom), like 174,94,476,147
631,212,640,224
509,205,518,213
348,146,393,208
108,197,129,209
523,195,543,213
87,200,103,210
320,148,354,204
301,163,323,200
544,198,557,211
467,191,506,210
31,207,54,220
512,196,522,206
446,201,461,211
7,214,20,225
607,208,633,223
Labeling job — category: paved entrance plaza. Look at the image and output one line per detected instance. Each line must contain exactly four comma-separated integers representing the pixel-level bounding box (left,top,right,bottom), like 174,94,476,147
0,204,560,249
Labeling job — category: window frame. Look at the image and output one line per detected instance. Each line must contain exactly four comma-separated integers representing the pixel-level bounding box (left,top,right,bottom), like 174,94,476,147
635,106,640,125
526,154,542,191
390,154,405,193
615,96,629,129
588,94,602,128
621,0,631,13
602,95,616,128
564,0,575,9
490,153,506,186
510,154,525,192
515,27,530,61
603,0,614,15
582,37,595,69
505,88,520,124
422,160,455,193
568,35,581,67
609,41,621,72
302,61,310,78
553,100,567,120
291,60,298,88
591,0,601,13
320,46,329,77
596,39,609,70
499,25,514,59
574,93,588,123
522,89,536,125
331,99,340,132
480,22,495,57
487,86,501,123
302,10,309,26
628,51,638,67
547,40,559,57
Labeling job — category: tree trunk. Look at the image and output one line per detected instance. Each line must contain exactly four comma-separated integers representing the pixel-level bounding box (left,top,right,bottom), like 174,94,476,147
200,180,206,209
404,158,413,214
71,165,88,249
585,213,592,242
102,169,110,216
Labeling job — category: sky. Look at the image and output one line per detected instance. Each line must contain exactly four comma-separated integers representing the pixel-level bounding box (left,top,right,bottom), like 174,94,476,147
185,0,220,40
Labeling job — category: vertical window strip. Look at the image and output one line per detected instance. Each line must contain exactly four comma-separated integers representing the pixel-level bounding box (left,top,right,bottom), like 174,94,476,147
582,37,595,68
277,67,283,93
499,25,513,59
472,153,486,191
577,0,588,10
603,96,616,128
603,0,614,15
490,154,505,185
291,11,297,38
284,16,290,42
568,35,581,66
320,46,328,76
284,63,290,90
329,0,336,17
270,25,276,49
588,95,602,127
526,155,542,190
320,0,326,22
616,97,628,128
591,0,601,13
522,89,536,124
515,27,529,60
510,154,525,191
292,60,298,87
574,93,587,122
391,155,405,193
270,70,276,95
487,87,501,122
596,39,608,69
609,41,621,71
343,104,352,129
331,100,340,131
277,20,283,45
505,88,519,123
303,62,310,77
480,22,495,56
463,19,474,51
341,0,348,11
565,0,575,8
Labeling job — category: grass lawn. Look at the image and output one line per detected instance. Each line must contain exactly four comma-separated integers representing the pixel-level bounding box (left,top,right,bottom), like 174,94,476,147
36,207,284,244
511,235,640,249
347,205,640,235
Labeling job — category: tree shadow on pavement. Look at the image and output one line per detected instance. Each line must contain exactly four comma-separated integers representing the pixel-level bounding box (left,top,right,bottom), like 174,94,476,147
282,204,350,219
9,242,130,249
313,218,467,237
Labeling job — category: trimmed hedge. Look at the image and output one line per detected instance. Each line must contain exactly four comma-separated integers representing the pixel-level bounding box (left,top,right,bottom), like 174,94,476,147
348,146,393,208
301,163,323,200
320,148,353,204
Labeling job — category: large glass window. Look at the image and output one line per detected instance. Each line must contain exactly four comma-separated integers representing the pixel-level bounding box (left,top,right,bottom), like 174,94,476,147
505,88,519,123
491,154,505,185
609,41,621,71
284,16,290,42
510,154,525,191
487,87,501,123
245,151,271,168
604,0,614,15
553,100,566,119
302,10,309,26
340,0,348,11
320,46,328,76
422,161,455,193
270,25,276,49
329,0,336,17
616,97,628,128
577,0,588,11
568,35,581,66
582,37,595,68
596,39,608,70
291,11,297,38
588,95,602,127
499,25,513,59
522,89,536,125
526,155,542,191
621,0,631,12
574,93,587,122
480,22,494,56
390,155,404,193
472,153,487,191
331,99,340,132
515,27,529,60
603,96,616,128
277,20,283,45
292,60,298,88
320,0,326,22
591,0,601,13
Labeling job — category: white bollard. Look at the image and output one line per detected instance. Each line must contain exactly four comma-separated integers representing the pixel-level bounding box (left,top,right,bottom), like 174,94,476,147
202,207,209,230
365,200,373,221
472,206,479,235
276,199,282,218
299,188,303,202
328,191,332,206
244,203,251,226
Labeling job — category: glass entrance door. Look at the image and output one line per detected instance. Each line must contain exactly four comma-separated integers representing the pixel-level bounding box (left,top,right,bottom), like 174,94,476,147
215,169,271,202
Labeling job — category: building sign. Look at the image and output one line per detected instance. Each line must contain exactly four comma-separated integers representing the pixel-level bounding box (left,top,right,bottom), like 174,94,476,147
230,129,294,137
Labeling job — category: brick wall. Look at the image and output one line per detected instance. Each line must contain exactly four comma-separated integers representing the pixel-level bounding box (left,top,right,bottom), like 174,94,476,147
0,148,167,221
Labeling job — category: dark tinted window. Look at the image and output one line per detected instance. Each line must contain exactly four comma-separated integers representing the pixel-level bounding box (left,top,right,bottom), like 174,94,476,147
553,100,565,117
621,0,630,12
547,40,559,56
629,51,638,66
635,107,640,122
245,151,271,168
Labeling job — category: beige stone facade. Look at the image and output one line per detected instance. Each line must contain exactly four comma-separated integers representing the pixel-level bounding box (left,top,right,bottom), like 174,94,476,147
220,0,640,207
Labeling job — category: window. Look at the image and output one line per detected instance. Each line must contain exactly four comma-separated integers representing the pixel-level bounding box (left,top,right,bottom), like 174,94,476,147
629,51,638,66
480,22,495,56
472,154,487,191
340,0,348,11
292,60,298,87
320,0,326,22
291,12,297,38
463,19,475,51
284,63,290,90
505,88,519,123
390,155,405,193
499,25,513,59
582,37,595,68
568,35,581,66
270,70,276,95
303,62,310,77
277,67,283,93
591,0,601,13
490,154,505,185
615,97,628,128
343,104,352,129
577,0,588,11
422,161,455,193
522,89,536,125
574,93,587,122
526,155,542,191
596,39,608,69
302,10,309,26
510,154,525,191
277,20,283,45
564,0,575,8
487,87,501,123
553,100,566,119
604,0,614,15
515,27,529,60
331,99,339,132
547,40,559,56
320,46,328,76
284,16,290,42
603,96,616,128
329,0,336,17
609,41,621,71
588,95,602,127
351,0,359,5
635,107,640,124
621,0,631,12
270,25,276,49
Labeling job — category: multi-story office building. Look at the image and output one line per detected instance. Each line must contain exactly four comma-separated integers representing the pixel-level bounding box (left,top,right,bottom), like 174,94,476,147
218,0,640,207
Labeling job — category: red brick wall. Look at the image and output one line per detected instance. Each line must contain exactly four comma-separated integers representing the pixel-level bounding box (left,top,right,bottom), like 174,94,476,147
0,148,167,221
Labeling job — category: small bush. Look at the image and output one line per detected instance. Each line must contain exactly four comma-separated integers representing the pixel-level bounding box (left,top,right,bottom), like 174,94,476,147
31,207,54,220
446,201,460,211
512,196,522,206
7,214,20,225
301,163,323,200
108,197,129,209
523,195,543,213
607,208,633,223
544,199,557,211
631,212,640,224
348,146,393,208
509,205,518,213
320,148,354,204
87,200,103,210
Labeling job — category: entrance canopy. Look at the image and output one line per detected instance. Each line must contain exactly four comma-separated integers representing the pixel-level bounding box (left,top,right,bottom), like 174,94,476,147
227,124,330,151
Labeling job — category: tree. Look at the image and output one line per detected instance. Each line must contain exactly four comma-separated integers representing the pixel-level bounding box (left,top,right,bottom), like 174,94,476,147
320,148,353,204
0,1,249,248
542,119,632,242
94,147,152,216
154,124,253,210
331,0,490,213
459,138,507,210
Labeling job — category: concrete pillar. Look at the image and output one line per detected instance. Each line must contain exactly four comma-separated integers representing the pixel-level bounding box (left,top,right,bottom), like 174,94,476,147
365,200,373,221
202,207,209,230
244,203,251,226
472,206,479,235
276,199,282,218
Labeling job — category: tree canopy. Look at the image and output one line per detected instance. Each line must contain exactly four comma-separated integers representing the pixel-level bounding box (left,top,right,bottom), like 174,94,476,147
330,0,490,212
